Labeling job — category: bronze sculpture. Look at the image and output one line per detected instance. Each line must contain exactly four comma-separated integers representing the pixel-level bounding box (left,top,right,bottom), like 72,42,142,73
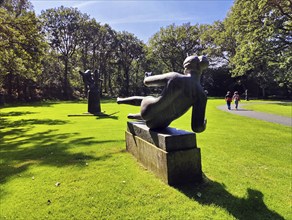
79,69,101,114
117,55,208,133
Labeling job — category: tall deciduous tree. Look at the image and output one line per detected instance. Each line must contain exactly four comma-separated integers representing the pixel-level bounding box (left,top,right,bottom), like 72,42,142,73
115,31,145,96
148,23,201,73
200,21,236,67
95,24,118,96
79,21,118,96
225,0,292,96
40,6,89,99
0,0,45,102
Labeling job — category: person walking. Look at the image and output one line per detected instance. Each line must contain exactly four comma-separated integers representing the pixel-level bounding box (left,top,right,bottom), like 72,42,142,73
233,91,240,110
225,91,232,110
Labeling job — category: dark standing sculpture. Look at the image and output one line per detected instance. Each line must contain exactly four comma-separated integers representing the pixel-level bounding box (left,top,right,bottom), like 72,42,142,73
79,69,101,114
117,55,209,133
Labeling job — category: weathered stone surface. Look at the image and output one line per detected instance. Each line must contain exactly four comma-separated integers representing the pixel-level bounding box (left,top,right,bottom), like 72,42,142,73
127,121,197,152
125,126,202,185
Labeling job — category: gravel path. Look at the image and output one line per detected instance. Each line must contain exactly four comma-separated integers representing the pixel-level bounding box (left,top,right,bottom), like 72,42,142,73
217,103,291,127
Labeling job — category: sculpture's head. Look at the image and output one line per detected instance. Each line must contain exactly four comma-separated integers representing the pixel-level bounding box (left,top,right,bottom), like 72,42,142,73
183,55,209,74
80,70,95,86
85,69,94,77
84,69,92,76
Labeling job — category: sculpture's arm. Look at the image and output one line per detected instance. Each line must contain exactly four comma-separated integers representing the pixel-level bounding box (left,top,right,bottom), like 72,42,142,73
79,71,87,84
79,71,85,77
191,95,207,133
144,72,178,87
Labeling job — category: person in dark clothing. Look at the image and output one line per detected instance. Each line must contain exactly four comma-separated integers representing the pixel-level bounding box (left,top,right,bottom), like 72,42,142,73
225,91,232,110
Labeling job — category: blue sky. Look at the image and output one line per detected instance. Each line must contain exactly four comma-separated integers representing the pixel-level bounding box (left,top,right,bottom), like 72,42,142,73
31,0,234,43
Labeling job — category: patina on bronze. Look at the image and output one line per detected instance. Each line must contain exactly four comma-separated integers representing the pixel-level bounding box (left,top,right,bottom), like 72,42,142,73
79,69,101,114
117,55,208,133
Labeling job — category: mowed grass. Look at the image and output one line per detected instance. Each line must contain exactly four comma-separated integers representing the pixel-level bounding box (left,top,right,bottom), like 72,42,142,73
242,101,291,117
0,99,291,220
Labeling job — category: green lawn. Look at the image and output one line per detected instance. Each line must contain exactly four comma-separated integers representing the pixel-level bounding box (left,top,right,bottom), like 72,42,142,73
240,100,291,117
0,99,291,219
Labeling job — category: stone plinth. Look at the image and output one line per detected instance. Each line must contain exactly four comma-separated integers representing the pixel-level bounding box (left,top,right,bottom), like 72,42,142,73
126,121,202,185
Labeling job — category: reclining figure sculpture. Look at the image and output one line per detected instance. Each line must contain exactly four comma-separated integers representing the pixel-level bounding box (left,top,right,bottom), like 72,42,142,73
117,55,208,133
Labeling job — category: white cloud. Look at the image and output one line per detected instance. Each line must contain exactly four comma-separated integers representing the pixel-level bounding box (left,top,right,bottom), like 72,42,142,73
72,1,96,9
106,14,197,25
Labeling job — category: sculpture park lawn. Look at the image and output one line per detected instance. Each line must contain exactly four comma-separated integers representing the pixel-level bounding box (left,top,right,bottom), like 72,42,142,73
0,99,290,220
242,100,291,117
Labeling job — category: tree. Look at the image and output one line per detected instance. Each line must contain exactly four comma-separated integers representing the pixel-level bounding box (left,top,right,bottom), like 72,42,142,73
0,0,45,102
95,24,118,96
40,6,90,99
78,21,119,96
200,21,236,67
115,31,145,96
37,49,64,99
148,23,202,73
225,0,292,97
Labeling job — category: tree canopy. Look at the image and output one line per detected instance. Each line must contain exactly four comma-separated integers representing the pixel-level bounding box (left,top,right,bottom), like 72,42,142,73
0,0,290,103
0,0,45,102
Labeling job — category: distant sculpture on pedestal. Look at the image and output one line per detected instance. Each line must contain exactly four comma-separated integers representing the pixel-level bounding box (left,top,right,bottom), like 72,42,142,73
79,69,101,114
117,55,209,133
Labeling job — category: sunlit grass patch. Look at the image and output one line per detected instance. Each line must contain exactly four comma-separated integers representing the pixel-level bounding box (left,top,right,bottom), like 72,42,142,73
242,101,291,117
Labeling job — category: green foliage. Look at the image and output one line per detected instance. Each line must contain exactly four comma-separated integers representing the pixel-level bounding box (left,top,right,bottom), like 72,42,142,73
0,99,290,219
148,23,201,72
115,31,145,96
200,21,235,65
39,6,90,100
0,0,291,102
0,0,46,101
224,0,292,95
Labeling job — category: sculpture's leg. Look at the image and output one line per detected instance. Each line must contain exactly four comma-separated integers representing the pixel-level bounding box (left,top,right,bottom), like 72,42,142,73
117,96,144,106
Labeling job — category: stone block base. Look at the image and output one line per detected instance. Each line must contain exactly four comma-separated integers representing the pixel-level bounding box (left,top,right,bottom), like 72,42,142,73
126,122,202,185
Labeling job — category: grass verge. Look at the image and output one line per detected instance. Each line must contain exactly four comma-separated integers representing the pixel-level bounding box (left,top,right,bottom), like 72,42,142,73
240,100,291,117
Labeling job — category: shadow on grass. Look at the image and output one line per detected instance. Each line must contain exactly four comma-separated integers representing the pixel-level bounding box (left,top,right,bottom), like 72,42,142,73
95,111,119,120
74,98,116,104
177,176,284,220
0,111,123,184
274,102,291,107
0,101,58,109
0,111,37,117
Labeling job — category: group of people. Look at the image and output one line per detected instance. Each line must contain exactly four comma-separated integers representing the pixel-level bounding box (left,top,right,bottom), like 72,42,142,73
225,91,240,110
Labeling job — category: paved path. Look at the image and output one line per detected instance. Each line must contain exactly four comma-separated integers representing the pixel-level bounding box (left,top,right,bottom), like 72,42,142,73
217,103,291,127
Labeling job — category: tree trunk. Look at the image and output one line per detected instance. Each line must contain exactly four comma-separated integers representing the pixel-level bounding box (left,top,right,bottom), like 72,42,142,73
262,87,266,98
63,59,69,100
82,44,88,71
16,75,21,101
103,66,108,95
99,63,106,96
124,67,130,96
108,68,113,96
6,73,13,102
